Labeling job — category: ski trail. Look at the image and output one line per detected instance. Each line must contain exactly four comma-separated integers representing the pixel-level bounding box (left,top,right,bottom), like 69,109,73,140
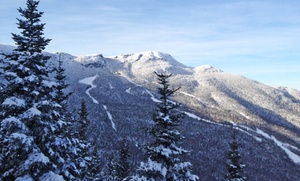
234,125,262,142
256,128,300,165
184,110,300,164
145,89,160,103
184,111,221,126
180,91,202,102
123,74,300,165
79,74,99,104
103,105,117,132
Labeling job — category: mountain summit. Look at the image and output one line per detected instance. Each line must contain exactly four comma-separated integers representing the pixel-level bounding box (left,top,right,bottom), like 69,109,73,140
113,51,182,65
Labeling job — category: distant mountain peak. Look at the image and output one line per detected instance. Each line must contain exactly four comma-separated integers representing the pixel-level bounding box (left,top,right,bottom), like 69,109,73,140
115,51,183,65
74,54,105,68
193,65,223,73
137,51,174,61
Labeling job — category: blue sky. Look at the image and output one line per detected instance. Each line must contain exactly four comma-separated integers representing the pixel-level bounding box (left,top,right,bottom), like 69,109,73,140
1,0,300,89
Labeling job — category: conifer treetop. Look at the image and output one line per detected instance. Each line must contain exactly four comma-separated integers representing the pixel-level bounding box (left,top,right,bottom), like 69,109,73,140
12,0,51,54
225,128,247,181
135,72,198,181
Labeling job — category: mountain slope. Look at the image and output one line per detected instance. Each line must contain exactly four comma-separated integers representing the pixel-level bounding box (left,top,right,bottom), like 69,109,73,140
1,45,300,180
109,51,300,141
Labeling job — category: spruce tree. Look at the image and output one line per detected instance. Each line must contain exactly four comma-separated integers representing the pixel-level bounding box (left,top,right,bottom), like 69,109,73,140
225,128,247,181
134,72,198,181
50,53,82,180
0,0,67,180
88,144,102,181
52,57,101,180
72,99,95,180
77,99,90,140
116,139,131,181
0,1,85,180
53,53,72,113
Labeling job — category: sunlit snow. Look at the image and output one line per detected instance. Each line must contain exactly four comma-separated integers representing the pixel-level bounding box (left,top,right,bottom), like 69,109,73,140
79,74,99,104
179,91,202,102
125,88,131,94
256,128,300,165
184,111,219,125
22,107,42,118
40,171,64,181
145,89,160,103
3,97,25,107
103,105,116,131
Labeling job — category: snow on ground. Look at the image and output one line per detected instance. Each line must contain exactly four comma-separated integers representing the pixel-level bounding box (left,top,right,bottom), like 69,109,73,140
145,89,160,103
79,75,99,104
119,74,140,86
147,89,263,144
184,111,220,126
186,110,300,164
237,125,262,142
126,88,132,94
238,112,250,119
282,143,300,152
256,128,300,165
235,127,262,142
108,83,114,89
185,110,300,165
179,91,202,102
103,105,117,131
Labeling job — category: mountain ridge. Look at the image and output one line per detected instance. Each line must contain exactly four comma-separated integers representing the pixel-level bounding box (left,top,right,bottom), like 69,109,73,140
1,44,300,180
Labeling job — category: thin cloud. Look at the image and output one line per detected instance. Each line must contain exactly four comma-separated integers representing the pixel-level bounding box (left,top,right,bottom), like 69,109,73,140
1,0,300,89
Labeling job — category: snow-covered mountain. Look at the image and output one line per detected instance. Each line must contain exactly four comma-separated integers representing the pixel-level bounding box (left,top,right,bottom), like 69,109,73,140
1,44,300,180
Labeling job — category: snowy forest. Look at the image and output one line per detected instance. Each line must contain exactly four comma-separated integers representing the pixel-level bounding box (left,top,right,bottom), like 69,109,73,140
1,1,300,181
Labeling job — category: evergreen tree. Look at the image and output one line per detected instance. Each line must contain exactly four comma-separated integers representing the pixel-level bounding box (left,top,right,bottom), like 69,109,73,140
88,143,102,181
50,53,81,180
116,139,131,181
105,153,118,181
71,99,96,180
77,99,90,140
53,53,72,113
134,72,198,181
225,128,247,181
0,0,66,180
52,56,101,180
